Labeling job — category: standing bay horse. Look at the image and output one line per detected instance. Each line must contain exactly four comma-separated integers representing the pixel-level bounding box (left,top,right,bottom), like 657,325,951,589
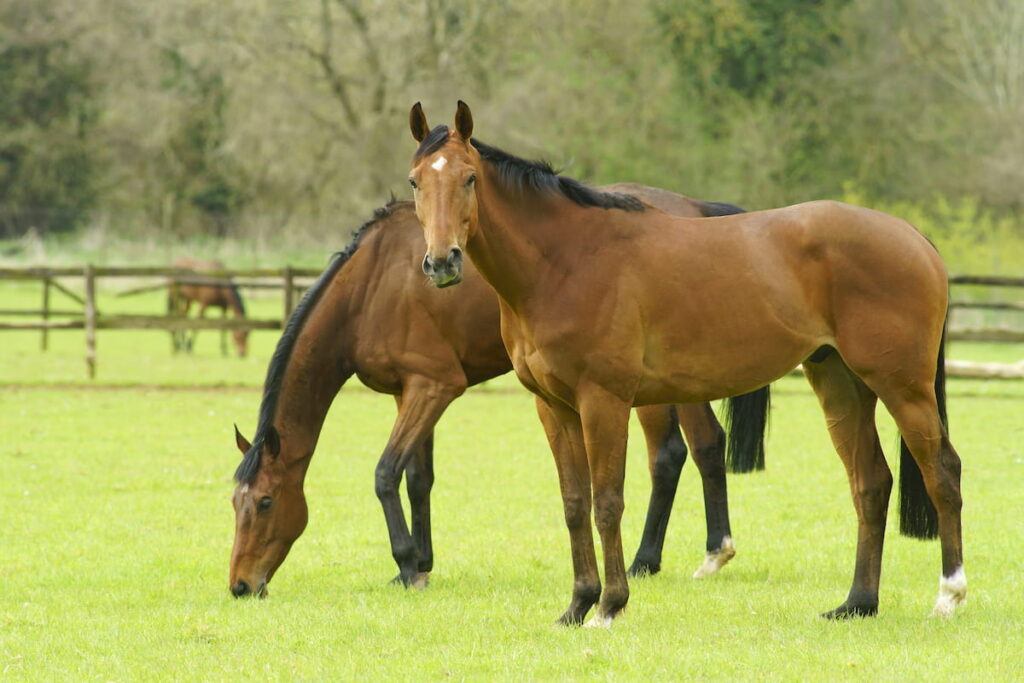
168,257,249,357
229,195,769,598
407,101,965,625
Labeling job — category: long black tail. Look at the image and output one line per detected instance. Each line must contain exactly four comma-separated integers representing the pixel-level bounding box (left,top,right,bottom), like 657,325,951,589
898,325,947,539
724,385,770,473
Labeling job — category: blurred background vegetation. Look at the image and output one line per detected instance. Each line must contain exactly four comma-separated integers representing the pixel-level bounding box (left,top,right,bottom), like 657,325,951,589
1,0,1021,272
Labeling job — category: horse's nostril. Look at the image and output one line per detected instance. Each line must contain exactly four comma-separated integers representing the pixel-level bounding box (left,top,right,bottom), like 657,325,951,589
231,580,250,597
448,247,463,264
422,254,433,275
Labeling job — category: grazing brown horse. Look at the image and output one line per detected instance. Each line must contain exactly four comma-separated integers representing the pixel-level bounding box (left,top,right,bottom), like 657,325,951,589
407,101,965,625
229,195,769,598
168,257,249,357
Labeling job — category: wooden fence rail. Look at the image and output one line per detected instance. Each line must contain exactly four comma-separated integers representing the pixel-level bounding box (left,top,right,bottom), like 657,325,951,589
2,266,1024,379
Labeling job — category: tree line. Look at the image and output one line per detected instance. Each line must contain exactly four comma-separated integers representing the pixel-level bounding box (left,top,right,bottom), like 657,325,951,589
1,0,1021,242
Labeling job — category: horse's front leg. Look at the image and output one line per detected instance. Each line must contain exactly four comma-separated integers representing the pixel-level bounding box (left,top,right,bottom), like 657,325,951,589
219,306,228,357
676,402,735,578
404,429,435,588
629,405,687,577
375,377,462,588
578,388,632,627
535,396,600,625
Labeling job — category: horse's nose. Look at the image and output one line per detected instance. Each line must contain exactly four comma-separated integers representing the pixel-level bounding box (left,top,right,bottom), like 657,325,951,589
447,246,463,268
422,253,434,276
231,580,250,598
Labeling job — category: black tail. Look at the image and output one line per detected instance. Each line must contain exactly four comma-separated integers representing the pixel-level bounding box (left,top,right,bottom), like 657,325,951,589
724,385,770,473
898,325,946,539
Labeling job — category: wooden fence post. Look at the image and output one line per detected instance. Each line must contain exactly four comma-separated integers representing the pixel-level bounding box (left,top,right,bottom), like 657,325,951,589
41,275,51,351
283,266,295,320
84,265,97,379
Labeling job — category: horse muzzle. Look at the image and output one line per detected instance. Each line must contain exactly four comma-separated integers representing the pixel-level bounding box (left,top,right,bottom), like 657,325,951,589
230,578,268,599
422,248,464,288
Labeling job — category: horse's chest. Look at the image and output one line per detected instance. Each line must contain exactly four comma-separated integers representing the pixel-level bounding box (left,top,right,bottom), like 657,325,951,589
504,325,577,406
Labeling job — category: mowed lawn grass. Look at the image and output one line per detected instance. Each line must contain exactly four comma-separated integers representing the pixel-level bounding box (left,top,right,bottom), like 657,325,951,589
2,286,1024,679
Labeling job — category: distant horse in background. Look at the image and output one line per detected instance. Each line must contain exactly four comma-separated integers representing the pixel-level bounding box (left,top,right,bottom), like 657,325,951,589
229,193,770,599
168,257,249,358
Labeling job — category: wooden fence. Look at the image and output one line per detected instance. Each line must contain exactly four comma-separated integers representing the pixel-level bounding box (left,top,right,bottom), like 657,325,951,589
2,267,1024,379
0,265,321,377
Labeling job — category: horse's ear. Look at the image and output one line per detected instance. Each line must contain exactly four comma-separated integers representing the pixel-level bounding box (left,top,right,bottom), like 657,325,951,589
454,100,473,140
234,424,252,454
264,425,281,458
410,102,429,142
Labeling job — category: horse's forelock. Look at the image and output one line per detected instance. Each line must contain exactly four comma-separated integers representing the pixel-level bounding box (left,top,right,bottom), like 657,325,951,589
413,125,451,160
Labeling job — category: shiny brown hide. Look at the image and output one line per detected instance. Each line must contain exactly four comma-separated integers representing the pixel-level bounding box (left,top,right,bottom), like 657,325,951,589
407,102,964,624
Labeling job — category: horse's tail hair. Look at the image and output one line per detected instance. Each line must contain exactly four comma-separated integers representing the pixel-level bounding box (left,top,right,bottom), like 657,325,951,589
724,385,770,473
898,322,946,539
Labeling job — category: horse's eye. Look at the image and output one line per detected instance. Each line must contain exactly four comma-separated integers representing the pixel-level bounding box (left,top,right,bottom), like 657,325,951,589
258,497,273,511
408,178,418,189
466,173,476,187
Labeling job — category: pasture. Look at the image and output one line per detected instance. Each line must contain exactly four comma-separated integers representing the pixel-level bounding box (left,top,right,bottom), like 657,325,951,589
2,283,1024,679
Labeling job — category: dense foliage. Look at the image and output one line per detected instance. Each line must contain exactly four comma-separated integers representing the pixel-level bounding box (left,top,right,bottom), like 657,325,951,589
0,0,1021,245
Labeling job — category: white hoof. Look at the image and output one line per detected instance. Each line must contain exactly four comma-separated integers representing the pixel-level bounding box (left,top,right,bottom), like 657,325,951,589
693,536,736,578
583,613,613,629
931,567,966,617
411,572,431,590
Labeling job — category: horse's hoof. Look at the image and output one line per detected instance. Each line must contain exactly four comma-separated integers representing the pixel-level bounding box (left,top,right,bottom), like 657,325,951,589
931,567,966,617
583,613,614,629
820,602,877,619
693,536,736,579
627,560,660,578
390,571,430,589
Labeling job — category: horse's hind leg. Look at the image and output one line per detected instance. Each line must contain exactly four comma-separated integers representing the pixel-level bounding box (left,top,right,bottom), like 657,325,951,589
375,376,463,588
875,387,964,616
804,352,892,618
629,405,687,577
405,430,435,588
677,402,735,578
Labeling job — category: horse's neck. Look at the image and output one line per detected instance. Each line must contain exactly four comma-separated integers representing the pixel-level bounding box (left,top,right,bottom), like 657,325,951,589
228,293,245,317
271,274,359,466
470,176,569,308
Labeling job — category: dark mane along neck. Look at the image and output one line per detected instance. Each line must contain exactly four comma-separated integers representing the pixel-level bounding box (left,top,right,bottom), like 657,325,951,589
233,200,401,484
415,124,644,213
470,138,646,212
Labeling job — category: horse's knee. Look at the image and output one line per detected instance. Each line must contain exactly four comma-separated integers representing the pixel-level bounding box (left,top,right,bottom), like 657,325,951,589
406,466,434,504
651,439,686,488
374,459,402,500
562,493,591,530
593,491,624,532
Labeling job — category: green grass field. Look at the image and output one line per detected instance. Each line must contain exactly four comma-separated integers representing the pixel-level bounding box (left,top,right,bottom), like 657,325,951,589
2,283,1024,680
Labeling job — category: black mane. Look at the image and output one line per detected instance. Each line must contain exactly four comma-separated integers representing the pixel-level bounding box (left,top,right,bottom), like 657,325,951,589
233,200,401,484
413,124,645,213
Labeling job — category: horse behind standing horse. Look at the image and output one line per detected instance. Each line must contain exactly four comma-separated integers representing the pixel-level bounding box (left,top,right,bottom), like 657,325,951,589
168,257,249,357
228,193,769,599
407,101,964,625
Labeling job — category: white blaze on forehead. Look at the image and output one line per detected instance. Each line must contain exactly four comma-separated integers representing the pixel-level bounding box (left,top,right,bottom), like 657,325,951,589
240,484,249,495
431,156,448,171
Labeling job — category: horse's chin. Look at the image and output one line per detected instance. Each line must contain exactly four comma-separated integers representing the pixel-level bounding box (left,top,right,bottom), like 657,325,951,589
433,273,463,288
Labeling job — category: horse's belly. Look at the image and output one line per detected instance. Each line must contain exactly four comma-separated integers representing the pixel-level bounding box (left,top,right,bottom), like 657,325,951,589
634,333,816,405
